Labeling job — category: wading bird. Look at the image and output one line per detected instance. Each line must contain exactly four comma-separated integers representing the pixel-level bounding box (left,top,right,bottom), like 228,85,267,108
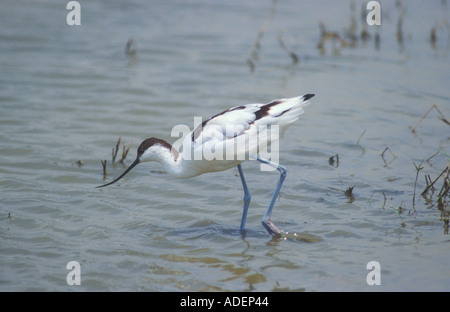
97,94,314,237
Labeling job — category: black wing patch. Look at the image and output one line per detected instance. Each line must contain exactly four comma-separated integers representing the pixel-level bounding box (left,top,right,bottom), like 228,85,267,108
191,105,247,142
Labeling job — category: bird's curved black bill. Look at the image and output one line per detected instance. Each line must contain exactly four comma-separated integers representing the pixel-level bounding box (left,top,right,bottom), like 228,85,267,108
96,158,140,188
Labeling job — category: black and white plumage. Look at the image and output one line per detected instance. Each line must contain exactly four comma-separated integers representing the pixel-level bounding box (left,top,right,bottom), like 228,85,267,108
97,94,314,237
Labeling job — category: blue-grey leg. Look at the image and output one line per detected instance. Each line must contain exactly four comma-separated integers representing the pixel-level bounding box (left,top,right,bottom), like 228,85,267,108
256,155,286,237
237,164,251,234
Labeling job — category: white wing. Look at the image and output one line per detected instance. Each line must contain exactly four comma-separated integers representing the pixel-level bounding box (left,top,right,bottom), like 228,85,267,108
180,94,314,166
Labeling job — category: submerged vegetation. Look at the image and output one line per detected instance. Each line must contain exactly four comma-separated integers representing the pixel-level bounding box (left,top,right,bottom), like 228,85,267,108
246,0,450,68
101,137,132,180
411,106,450,233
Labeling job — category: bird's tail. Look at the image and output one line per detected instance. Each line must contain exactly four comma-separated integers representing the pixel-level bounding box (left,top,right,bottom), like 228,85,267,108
270,93,314,127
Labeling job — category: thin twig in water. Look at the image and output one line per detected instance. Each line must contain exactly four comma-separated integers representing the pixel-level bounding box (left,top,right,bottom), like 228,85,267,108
422,164,449,195
381,147,397,167
396,9,404,50
411,104,450,134
426,151,440,167
101,160,108,180
247,0,278,72
437,164,449,198
317,22,347,55
425,174,431,188
125,36,137,57
390,203,406,228
356,129,367,145
112,137,121,164
278,28,299,64
413,161,424,211
356,129,366,156
120,144,131,164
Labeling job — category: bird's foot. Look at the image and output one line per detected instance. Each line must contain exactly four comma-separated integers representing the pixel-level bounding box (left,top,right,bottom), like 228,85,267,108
262,219,282,238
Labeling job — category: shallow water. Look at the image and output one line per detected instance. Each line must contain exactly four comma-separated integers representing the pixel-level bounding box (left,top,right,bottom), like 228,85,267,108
1,0,449,291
